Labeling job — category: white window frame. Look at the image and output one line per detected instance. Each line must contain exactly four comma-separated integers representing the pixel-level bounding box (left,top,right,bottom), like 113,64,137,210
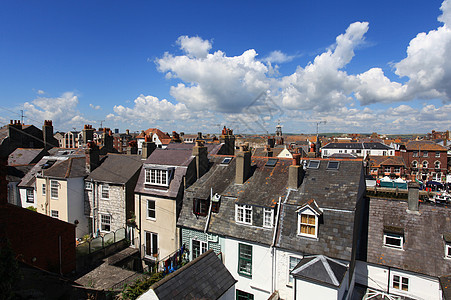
435,161,441,169
145,231,158,258
392,274,409,292
384,233,403,249
100,214,111,232
191,239,207,260
101,184,109,199
263,208,273,228
26,189,34,203
85,181,92,190
147,200,156,220
51,210,59,218
445,243,451,259
423,151,428,157
236,204,252,225
145,169,169,186
288,256,302,285
435,151,440,158
394,167,400,173
422,161,428,169
413,151,418,157
412,160,418,168
298,210,318,238
50,180,58,199
384,167,391,173
42,183,46,196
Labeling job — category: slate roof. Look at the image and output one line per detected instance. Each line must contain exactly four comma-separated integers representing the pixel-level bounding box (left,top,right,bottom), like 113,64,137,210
8,148,45,166
86,154,142,184
178,156,291,246
291,255,348,287
405,141,447,151
252,147,284,157
134,148,194,198
149,249,236,300
42,157,88,178
366,197,451,277
7,165,34,183
440,275,451,300
322,142,392,150
276,159,364,261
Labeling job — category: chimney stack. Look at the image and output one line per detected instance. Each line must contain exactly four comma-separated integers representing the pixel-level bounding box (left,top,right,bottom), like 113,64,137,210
85,141,100,173
197,132,203,140
127,140,138,155
236,144,251,184
126,129,130,135
101,128,113,153
193,140,208,179
288,153,304,189
407,181,420,212
142,135,156,159
265,145,273,157
42,120,54,151
82,124,94,145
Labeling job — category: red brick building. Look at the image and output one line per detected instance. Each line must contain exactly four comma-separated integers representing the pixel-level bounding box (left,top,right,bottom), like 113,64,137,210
400,141,448,182
367,156,407,179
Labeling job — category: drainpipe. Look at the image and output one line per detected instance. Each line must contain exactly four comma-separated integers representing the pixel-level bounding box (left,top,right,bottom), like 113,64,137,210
139,193,142,256
91,179,95,236
204,188,213,233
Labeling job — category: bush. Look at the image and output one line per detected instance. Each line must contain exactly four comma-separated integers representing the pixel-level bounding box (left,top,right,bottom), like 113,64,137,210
26,206,37,212
122,272,164,300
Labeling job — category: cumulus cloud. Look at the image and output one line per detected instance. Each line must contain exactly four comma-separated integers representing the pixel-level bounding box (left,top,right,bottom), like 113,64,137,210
37,89,45,95
157,46,270,113
89,103,101,110
263,50,296,63
23,92,91,130
394,1,451,102
176,36,212,58
108,94,191,125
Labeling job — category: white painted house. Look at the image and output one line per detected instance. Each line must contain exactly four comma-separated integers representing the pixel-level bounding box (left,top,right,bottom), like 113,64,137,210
321,142,395,158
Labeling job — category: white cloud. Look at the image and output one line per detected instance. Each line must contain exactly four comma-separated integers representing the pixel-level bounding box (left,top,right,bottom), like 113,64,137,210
176,36,212,59
108,94,191,125
23,92,91,130
157,46,270,113
393,0,451,102
89,103,101,110
263,50,296,63
37,89,45,95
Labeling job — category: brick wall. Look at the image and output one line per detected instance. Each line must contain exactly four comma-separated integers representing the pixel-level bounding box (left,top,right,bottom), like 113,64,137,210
0,203,76,274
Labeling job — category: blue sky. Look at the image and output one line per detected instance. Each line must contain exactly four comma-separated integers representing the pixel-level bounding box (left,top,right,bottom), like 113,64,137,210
1,0,450,135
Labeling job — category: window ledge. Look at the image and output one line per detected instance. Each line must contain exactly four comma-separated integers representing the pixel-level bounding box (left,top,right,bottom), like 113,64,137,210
297,234,318,240
383,245,404,251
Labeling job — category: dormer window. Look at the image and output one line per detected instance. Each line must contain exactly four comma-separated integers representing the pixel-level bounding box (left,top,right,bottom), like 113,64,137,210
296,200,322,239
145,169,169,186
236,204,252,225
298,212,317,238
263,208,273,228
193,198,209,217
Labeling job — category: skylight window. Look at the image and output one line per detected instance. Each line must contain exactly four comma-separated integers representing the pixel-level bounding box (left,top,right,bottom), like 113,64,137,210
307,160,320,169
266,158,278,167
221,157,232,164
327,161,339,170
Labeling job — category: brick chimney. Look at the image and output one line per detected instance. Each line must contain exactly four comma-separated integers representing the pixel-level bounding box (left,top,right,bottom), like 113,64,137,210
407,181,420,212
82,124,94,145
219,126,236,155
193,140,208,179
142,135,156,159
236,144,251,184
265,145,273,157
127,140,138,155
42,120,54,151
288,153,304,189
102,128,113,153
85,141,100,173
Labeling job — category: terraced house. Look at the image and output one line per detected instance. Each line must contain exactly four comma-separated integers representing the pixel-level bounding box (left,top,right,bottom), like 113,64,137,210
178,145,365,300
